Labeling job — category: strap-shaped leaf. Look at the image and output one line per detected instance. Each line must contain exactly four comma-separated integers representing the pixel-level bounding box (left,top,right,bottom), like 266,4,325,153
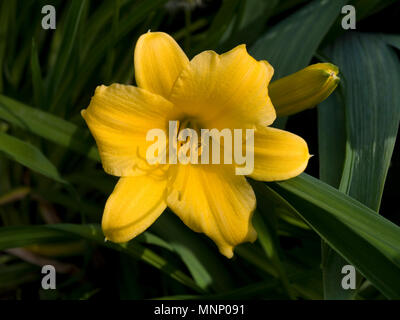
328,33,400,210
0,131,66,184
270,173,400,299
319,32,400,299
0,224,203,293
251,0,346,79
0,94,99,161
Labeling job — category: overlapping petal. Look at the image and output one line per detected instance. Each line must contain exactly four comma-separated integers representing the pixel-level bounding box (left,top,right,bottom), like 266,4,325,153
167,164,257,258
102,175,167,242
82,84,173,176
169,45,276,130
249,126,310,181
134,32,189,98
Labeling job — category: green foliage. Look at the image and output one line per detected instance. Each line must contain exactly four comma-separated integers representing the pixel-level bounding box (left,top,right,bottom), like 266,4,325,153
319,32,400,299
0,0,400,300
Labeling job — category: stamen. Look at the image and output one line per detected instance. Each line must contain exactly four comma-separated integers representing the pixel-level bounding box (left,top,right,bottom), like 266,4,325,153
176,118,203,162
134,146,169,179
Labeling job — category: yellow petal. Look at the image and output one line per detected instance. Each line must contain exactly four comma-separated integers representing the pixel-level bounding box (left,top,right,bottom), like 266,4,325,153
249,126,310,181
169,45,276,130
82,84,173,177
167,164,257,258
269,63,339,117
134,32,189,98
102,175,167,242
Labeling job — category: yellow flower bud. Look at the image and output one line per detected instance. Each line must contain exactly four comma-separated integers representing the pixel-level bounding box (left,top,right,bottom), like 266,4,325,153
269,63,340,117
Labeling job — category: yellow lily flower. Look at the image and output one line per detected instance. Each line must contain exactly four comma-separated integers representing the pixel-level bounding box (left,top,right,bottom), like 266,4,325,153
82,32,319,258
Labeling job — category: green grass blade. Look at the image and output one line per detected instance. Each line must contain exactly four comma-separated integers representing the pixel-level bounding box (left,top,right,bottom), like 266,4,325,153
70,0,168,100
46,0,87,111
155,280,280,300
0,263,39,293
318,91,346,189
250,0,347,80
270,173,400,299
192,0,241,53
273,0,309,15
0,224,203,293
0,186,30,206
318,32,400,299
30,39,45,109
327,33,400,210
152,211,235,292
0,95,99,161
104,0,121,81
251,181,295,299
318,91,349,299
0,226,72,250
0,131,66,184
381,34,400,51
49,224,205,293
0,0,16,92
155,267,321,300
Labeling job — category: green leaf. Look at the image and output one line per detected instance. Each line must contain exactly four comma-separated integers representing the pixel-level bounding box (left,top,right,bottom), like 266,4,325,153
251,181,295,299
220,0,279,49
318,91,346,189
235,245,277,277
136,231,174,252
273,0,309,15
53,224,206,293
0,186,30,206
0,263,39,292
46,0,87,110
251,0,347,79
0,0,16,92
30,39,45,110
104,0,121,81
318,91,349,300
269,173,400,299
35,188,100,219
381,33,400,51
192,0,241,53
0,226,69,249
0,131,66,184
152,211,235,292
0,94,99,161
82,0,127,52
155,280,280,300
155,267,321,300
318,32,400,299
327,33,400,210
70,0,168,100
0,224,203,293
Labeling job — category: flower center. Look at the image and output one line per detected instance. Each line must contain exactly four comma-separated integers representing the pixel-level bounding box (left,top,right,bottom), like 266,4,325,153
175,119,203,160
